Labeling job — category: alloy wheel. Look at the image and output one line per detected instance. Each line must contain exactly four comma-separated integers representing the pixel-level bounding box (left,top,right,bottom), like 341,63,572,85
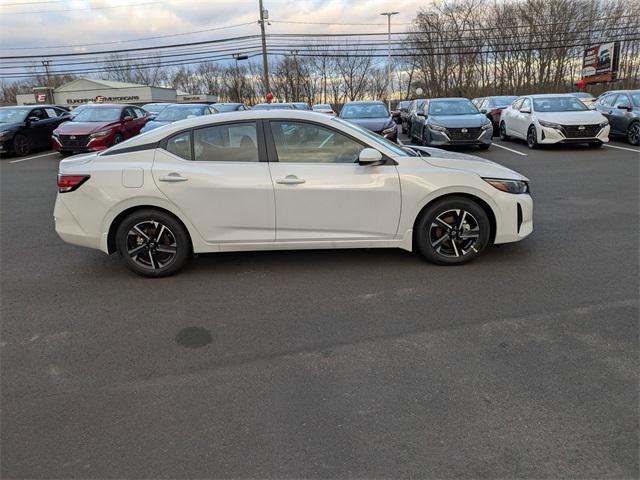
629,123,640,146
126,220,177,270
527,127,537,148
429,209,481,258
13,135,29,156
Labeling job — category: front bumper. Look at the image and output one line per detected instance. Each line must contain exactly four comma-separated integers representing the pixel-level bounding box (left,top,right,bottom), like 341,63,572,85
427,126,493,146
538,124,609,144
493,192,533,244
52,135,112,154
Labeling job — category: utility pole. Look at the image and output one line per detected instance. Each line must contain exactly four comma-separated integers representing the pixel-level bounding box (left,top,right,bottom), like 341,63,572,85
380,12,399,111
41,60,53,103
259,0,270,98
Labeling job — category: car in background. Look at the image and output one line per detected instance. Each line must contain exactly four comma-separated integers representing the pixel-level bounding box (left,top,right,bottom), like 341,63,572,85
54,109,532,277
52,104,149,156
69,104,91,119
500,94,609,148
410,98,493,149
140,104,218,133
211,103,248,112
312,104,336,116
392,100,412,124
252,103,297,110
402,98,427,135
142,103,170,119
292,102,311,110
594,90,640,145
568,92,596,108
0,105,71,156
471,97,485,108
339,101,397,142
476,95,518,135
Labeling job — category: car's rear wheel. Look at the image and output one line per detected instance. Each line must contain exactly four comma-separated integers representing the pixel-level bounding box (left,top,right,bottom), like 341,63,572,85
628,122,640,146
499,122,510,141
113,133,124,145
526,125,539,149
116,209,191,277
415,197,491,265
12,134,31,156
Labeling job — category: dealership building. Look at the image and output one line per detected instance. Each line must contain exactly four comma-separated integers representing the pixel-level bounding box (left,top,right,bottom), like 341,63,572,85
16,78,217,106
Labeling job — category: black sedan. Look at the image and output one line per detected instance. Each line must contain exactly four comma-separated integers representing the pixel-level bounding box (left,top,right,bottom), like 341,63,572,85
0,105,70,156
339,101,398,142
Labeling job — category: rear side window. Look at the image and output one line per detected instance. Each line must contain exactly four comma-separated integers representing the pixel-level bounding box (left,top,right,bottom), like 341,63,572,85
165,131,192,160
613,94,630,108
193,122,259,162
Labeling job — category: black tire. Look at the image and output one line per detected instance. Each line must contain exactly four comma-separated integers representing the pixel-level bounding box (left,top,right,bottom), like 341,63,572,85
478,143,491,150
588,141,603,148
115,209,191,277
627,122,640,146
499,122,510,141
526,125,539,149
415,196,491,266
421,127,430,146
12,133,31,156
112,133,124,146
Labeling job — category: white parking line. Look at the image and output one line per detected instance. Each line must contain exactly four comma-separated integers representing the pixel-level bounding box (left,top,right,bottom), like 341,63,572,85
491,142,528,156
603,144,640,154
8,152,59,164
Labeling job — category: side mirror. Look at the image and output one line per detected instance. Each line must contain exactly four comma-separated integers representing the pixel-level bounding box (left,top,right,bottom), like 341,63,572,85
617,104,632,111
123,115,133,122
27,116,40,123
148,113,157,120
520,107,531,114
480,109,487,114
417,111,425,117
358,148,384,166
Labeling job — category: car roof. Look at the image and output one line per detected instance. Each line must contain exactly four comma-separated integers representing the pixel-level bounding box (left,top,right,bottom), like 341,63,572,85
527,94,577,98
428,97,471,101
215,103,243,106
1,105,62,109
81,103,131,108
164,103,210,108
343,100,385,105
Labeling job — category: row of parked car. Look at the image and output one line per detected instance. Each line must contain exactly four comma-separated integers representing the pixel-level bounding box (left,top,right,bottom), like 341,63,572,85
395,89,640,149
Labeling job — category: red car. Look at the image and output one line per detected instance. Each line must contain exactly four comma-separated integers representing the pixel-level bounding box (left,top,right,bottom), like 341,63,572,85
52,104,149,155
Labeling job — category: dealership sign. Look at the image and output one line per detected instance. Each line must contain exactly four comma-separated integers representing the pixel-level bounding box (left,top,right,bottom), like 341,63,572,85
36,93,46,103
65,95,141,104
582,42,620,84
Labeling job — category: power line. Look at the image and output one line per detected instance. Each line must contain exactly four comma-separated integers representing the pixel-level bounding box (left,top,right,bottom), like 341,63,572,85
0,0,165,15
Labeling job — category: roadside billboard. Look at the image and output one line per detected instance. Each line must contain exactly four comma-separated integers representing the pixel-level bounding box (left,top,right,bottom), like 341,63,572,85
582,42,620,84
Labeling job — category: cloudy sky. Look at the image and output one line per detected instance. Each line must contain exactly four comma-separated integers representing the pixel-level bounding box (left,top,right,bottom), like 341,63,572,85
0,0,426,77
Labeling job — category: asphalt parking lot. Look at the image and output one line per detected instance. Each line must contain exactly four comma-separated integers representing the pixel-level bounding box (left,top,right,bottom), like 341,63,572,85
1,136,638,478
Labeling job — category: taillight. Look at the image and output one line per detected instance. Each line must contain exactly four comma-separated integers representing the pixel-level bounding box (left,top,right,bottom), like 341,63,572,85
57,174,90,193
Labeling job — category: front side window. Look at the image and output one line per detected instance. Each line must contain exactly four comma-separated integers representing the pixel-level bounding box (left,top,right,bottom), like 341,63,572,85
613,95,631,108
270,121,364,164
30,108,47,120
512,98,524,110
194,122,258,162
166,131,192,160
520,98,531,111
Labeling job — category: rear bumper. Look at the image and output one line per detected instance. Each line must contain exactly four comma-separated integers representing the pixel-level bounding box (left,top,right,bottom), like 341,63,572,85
53,195,103,251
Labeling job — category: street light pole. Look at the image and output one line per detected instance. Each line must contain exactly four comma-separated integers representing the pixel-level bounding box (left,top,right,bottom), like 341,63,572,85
259,0,270,97
380,11,399,111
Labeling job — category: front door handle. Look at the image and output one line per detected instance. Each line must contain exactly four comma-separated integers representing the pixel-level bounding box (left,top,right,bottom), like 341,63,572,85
159,173,188,182
276,175,306,185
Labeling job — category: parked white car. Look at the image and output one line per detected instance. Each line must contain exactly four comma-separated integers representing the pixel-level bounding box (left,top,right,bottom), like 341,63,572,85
54,110,533,276
499,94,610,148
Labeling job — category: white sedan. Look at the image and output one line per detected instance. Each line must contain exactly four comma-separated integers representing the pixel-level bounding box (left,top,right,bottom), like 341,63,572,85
54,110,533,277
499,94,610,148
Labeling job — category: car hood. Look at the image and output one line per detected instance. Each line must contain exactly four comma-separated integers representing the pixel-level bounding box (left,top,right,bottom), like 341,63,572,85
342,116,394,132
428,114,489,128
535,110,605,124
141,120,170,132
411,146,528,181
0,121,22,131
56,121,117,134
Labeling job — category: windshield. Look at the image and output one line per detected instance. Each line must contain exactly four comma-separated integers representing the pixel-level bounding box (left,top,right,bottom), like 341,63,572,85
252,104,294,110
398,101,412,109
332,117,408,157
0,108,29,123
340,103,389,119
143,103,169,113
533,97,588,112
487,96,518,107
630,93,640,106
429,100,479,115
213,104,240,112
73,107,122,122
155,106,204,121
569,92,593,99
293,103,310,110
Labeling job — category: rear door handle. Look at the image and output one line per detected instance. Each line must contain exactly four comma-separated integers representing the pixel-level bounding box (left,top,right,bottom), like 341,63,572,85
276,175,306,185
159,173,188,182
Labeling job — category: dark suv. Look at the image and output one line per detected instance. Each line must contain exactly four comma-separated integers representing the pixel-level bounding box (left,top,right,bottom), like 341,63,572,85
595,90,640,145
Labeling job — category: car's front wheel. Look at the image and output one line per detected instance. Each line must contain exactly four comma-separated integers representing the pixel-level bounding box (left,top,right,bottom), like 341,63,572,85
526,125,539,149
628,122,640,146
12,134,31,156
115,209,191,277
415,197,491,265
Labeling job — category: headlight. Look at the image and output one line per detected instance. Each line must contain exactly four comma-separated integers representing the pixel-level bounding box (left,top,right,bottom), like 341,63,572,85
427,123,448,133
481,122,493,130
539,120,563,130
483,178,529,194
599,119,609,127
0,130,11,140
52,131,60,138
89,129,112,139
382,126,396,135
